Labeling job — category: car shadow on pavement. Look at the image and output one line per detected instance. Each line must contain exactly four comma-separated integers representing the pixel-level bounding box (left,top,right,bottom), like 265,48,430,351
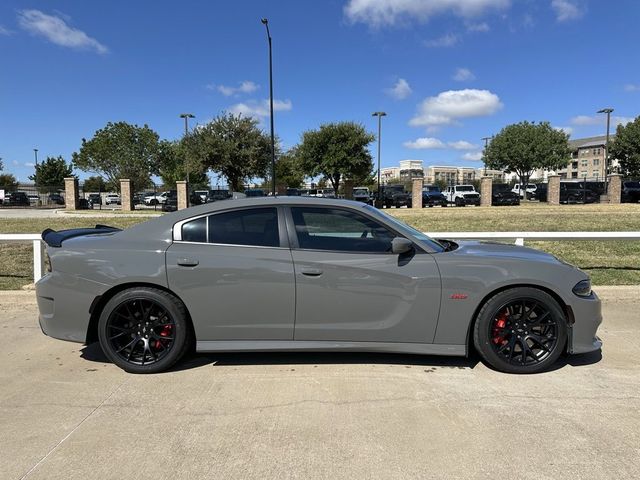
79,342,602,373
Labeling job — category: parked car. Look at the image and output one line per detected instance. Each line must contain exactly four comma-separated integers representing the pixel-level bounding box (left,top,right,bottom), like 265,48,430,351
353,187,373,204
144,191,170,205
319,188,336,198
194,190,209,203
378,185,412,208
622,181,640,203
244,189,265,197
560,183,598,204
48,193,65,205
421,185,448,207
87,193,102,208
207,190,232,202
491,184,520,206
105,194,121,205
5,191,30,206
78,198,91,210
162,191,178,212
512,183,537,199
444,185,480,207
286,188,301,196
37,197,602,375
535,183,548,202
28,194,40,205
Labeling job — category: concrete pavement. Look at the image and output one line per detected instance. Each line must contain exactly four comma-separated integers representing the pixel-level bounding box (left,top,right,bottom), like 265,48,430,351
1,288,638,480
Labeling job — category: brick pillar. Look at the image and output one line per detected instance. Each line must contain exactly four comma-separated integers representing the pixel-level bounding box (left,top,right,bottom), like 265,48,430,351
64,177,78,210
120,179,133,211
480,176,493,207
412,178,424,208
343,180,354,200
607,174,622,204
547,175,560,205
176,181,188,210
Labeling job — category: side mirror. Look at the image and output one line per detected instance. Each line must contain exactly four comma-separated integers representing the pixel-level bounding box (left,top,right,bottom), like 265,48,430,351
391,237,413,254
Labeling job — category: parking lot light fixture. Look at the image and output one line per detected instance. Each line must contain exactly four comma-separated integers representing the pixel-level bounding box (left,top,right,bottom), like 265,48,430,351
261,18,276,196
372,112,387,206
597,108,614,189
179,113,195,185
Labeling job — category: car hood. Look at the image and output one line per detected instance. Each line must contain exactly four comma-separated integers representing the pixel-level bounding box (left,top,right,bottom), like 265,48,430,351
438,239,564,265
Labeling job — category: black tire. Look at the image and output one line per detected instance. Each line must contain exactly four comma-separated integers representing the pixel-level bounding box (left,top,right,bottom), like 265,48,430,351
473,287,567,374
98,287,192,374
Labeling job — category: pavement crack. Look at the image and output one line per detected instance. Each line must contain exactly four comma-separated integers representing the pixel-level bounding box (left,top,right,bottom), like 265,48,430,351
18,377,130,480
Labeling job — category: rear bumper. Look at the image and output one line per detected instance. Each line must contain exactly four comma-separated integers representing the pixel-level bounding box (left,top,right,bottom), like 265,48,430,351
568,291,603,354
36,271,108,343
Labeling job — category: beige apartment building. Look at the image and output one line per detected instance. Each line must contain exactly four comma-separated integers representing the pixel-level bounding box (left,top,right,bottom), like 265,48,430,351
556,135,613,179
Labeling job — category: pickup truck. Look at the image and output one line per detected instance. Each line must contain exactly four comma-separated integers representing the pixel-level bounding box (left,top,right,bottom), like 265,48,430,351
353,187,373,204
444,185,480,207
144,191,171,205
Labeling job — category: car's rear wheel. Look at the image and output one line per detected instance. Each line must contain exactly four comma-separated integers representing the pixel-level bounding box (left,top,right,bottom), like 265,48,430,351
98,287,191,374
473,287,567,374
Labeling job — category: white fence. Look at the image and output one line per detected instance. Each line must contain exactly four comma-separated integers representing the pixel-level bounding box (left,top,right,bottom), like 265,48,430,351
1,232,640,284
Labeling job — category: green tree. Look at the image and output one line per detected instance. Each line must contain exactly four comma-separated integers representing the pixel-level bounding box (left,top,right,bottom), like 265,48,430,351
485,121,570,196
272,148,305,189
72,121,160,191
296,122,375,194
0,173,18,190
83,175,107,192
609,116,640,177
184,113,272,191
29,156,74,190
155,140,209,189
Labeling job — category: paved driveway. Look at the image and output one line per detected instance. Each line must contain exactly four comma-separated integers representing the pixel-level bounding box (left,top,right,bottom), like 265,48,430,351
1,288,638,480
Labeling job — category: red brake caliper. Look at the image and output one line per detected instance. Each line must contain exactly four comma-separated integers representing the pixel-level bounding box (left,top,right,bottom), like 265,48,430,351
492,311,508,345
154,325,173,349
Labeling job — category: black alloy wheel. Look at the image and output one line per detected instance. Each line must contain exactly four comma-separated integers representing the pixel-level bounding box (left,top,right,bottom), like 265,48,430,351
98,287,191,373
474,287,567,374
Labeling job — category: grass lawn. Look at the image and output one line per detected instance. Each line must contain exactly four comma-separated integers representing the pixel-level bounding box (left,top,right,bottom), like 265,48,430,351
1,203,639,289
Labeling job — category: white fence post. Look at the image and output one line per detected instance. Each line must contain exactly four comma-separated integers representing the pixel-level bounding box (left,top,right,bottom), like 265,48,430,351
32,239,45,282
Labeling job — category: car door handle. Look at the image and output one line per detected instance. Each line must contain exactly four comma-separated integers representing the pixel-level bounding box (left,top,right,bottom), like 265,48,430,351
300,268,323,276
177,258,199,267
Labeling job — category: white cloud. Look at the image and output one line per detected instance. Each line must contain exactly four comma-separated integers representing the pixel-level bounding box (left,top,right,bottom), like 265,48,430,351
404,137,446,149
24,162,35,168
0,25,12,36
462,151,483,161
624,84,640,92
570,114,634,127
424,33,459,47
410,89,503,128
453,67,476,82
551,0,585,22
12,160,19,166
229,99,292,118
385,78,412,99
209,80,259,97
17,9,108,54
467,22,490,32
554,126,573,135
344,0,510,28
449,140,478,150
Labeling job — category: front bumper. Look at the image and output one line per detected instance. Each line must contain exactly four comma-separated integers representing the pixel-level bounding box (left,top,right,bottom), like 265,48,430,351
568,291,603,354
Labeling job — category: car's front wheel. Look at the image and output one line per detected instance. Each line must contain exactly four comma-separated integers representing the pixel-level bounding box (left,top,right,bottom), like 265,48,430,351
98,287,192,374
473,287,567,374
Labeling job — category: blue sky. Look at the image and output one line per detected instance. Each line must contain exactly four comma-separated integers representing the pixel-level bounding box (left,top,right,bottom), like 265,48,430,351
1,0,640,182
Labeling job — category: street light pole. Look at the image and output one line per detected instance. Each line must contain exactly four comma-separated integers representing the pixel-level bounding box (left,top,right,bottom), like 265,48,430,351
372,112,386,207
179,113,195,184
481,136,492,176
597,108,614,189
261,18,276,196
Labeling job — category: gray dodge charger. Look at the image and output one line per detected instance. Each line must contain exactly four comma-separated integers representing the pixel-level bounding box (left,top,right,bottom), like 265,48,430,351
36,197,602,374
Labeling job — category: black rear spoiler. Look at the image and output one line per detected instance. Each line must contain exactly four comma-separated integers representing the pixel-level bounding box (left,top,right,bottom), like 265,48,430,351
42,224,121,247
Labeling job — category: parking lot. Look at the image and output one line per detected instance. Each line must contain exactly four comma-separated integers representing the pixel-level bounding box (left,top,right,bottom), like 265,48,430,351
1,288,638,480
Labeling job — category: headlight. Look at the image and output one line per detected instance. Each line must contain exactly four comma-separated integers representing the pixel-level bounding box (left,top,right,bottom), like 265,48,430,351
572,279,592,297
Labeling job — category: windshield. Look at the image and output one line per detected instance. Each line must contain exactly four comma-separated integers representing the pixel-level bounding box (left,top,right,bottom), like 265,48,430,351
354,189,369,195
625,181,640,188
363,205,444,252
457,186,474,191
